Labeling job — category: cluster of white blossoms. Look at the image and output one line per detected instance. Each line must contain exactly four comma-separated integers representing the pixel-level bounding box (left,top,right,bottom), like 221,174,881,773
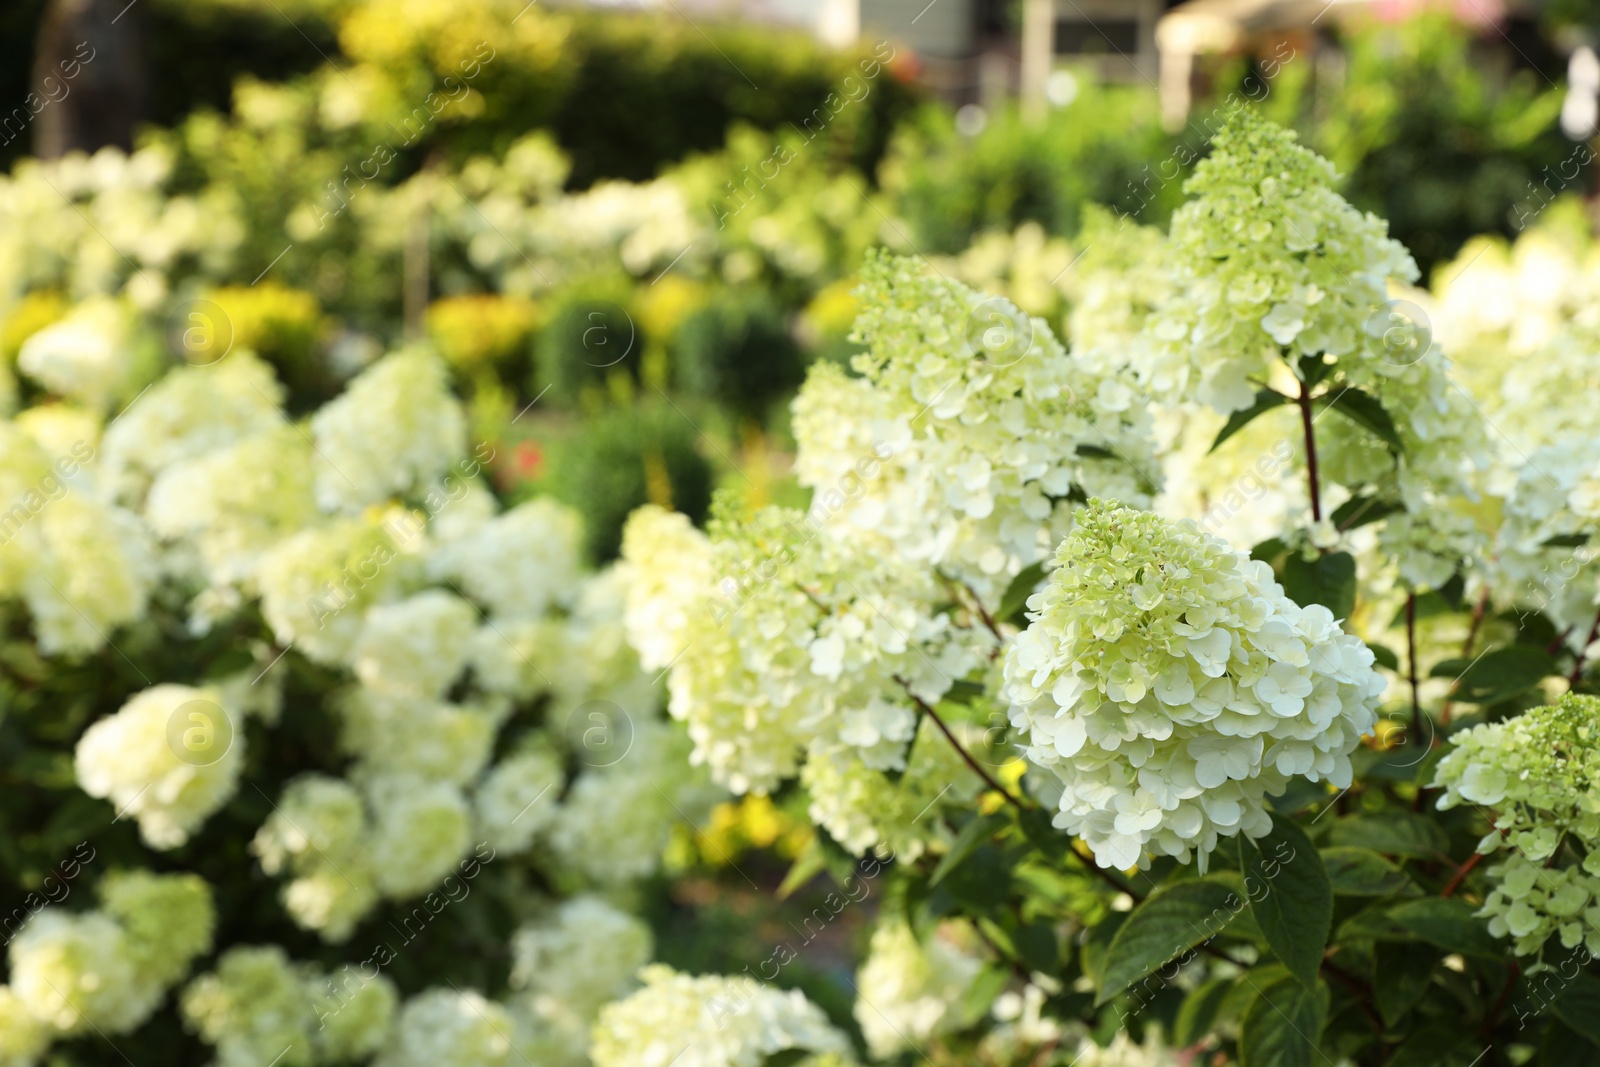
791,250,1158,604
620,502,991,796
800,717,984,861
590,965,855,1067
1432,208,1600,462
1487,443,1600,654
1003,501,1384,870
1136,108,1490,589
1433,694,1600,959
1139,107,1416,412
853,919,986,1060
181,945,397,1067
0,418,152,656
0,145,239,324
4,872,213,1063
506,896,654,1066
74,683,246,849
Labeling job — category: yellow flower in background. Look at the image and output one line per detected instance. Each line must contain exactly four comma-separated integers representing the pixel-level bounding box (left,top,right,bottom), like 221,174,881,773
205,284,323,367
425,294,537,372
0,290,69,366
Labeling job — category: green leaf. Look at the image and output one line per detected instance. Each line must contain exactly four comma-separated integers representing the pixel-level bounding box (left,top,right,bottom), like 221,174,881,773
1552,973,1600,1048
1210,389,1292,453
1174,976,1235,1047
1365,641,1400,671
762,1051,812,1067
1251,537,1290,565
1429,645,1557,704
930,813,1006,888
956,965,1012,1027
1317,386,1403,452
1096,877,1244,1005
1373,941,1435,1026
1542,1018,1600,1064
1543,533,1590,548
1011,920,1060,974
998,561,1047,626
1329,494,1403,531
1320,847,1410,896
1329,813,1448,860
1076,443,1118,460
1240,816,1331,988
1385,1024,1474,1067
775,840,827,900
1238,975,1330,1067
1281,550,1357,620
1388,898,1502,958
1297,353,1335,389
943,845,1013,909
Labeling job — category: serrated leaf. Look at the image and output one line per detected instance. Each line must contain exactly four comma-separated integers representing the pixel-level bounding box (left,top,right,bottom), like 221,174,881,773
1329,494,1403,531
1329,813,1448,859
1238,975,1329,1067
1429,645,1556,704
1551,973,1600,1048
1174,976,1234,1046
1317,386,1403,452
1320,847,1410,896
1240,816,1330,988
930,812,1006,888
998,561,1047,625
1388,898,1502,958
1281,550,1357,620
1251,537,1290,565
1096,877,1244,1005
1211,389,1292,453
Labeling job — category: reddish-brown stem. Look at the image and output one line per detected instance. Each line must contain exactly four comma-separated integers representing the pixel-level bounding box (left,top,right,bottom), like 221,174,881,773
1406,594,1422,748
901,682,1025,811
1441,852,1484,898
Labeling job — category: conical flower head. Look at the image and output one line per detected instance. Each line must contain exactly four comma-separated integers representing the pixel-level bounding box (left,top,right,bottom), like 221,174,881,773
1002,501,1383,870
1142,107,1417,411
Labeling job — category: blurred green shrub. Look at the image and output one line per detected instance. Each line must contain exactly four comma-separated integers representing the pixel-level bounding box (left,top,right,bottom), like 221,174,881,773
532,277,642,408
879,82,1182,253
671,291,804,422
1263,12,1570,272
543,403,714,563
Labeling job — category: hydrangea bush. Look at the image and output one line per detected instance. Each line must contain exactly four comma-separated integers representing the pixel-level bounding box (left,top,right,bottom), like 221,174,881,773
3,103,1600,1067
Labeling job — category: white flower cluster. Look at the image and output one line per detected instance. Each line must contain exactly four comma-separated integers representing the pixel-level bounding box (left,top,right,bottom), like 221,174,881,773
620,502,991,795
0,419,152,656
309,347,467,512
800,717,983,861
791,250,1158,603
5,872,213,1062
74,683,245,849
1433,694,1600,958
1490,443,1600,652
854,919,986,1060
1140,107,1416,412
507,895,654,1065
590,965,854,1067
181,945,397,1067
1003,501,1383,870
372,990,519,1067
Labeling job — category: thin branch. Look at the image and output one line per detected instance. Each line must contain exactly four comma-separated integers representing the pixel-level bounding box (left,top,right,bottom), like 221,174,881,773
960,579,1006,646
1441,852,1483,898
1297,374,1323,523
1406,593,1422,748
899,680,1026,811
